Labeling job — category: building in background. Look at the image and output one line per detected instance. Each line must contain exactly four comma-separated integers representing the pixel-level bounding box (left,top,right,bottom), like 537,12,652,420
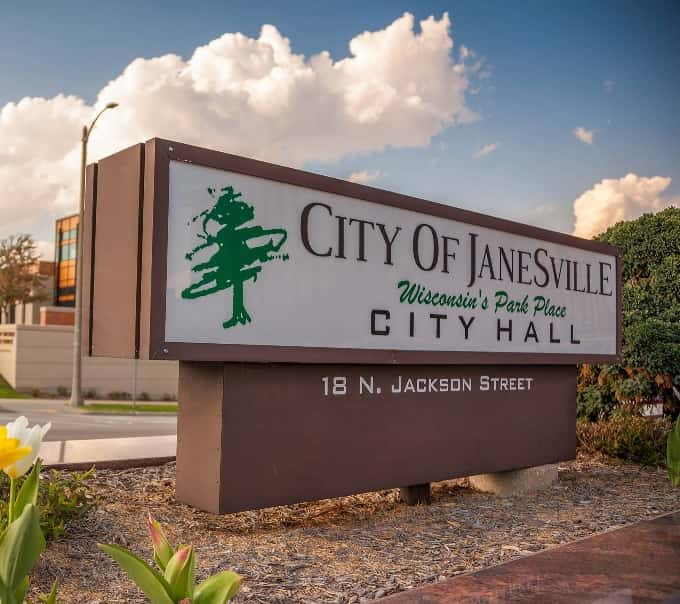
54,213,79,307
0,213,178,398
0,213,79,327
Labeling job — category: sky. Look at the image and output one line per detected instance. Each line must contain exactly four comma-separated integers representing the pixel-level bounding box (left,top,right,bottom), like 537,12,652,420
1,0,679,259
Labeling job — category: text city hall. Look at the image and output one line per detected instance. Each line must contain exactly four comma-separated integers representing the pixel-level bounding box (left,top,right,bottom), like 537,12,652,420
300,201,613,344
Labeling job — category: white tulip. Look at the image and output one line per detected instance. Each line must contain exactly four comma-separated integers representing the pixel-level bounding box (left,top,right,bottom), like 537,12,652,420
4,416,51,479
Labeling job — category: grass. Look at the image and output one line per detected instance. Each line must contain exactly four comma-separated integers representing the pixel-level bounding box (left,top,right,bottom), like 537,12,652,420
0,375,30,399
82,402,177,414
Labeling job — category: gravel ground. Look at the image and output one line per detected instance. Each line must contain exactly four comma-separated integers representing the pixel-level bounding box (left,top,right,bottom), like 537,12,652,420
31,453,679,603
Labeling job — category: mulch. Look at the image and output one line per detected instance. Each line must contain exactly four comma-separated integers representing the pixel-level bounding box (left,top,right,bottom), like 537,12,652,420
31,453,679,603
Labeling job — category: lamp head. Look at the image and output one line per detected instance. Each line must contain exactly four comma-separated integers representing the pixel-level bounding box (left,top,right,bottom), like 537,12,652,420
105,102,119,109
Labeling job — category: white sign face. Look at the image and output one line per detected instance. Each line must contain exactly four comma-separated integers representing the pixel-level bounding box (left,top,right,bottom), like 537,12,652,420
165,161,617,356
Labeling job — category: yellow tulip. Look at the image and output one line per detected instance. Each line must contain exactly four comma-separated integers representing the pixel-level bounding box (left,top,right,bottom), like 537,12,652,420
0,425,32,471
4,416,50,479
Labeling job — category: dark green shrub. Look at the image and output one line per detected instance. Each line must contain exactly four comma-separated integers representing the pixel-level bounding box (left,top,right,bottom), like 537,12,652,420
576,384,617,421
577,415,671,466
56,386,68,398
139,391,151,401
108,391,131,400
0,467,98,540
614,373,654,402
577,207,680,418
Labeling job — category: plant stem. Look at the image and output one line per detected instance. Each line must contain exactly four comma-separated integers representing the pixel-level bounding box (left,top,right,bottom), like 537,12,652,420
8,477,16,524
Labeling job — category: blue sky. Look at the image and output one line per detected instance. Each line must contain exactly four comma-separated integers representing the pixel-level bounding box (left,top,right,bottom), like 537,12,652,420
1,0,678,248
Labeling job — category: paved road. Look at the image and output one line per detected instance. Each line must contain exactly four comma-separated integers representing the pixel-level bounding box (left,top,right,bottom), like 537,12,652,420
0,398,177,441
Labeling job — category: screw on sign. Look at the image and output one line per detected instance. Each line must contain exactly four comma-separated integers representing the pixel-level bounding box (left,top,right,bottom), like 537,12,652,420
181,185,289,329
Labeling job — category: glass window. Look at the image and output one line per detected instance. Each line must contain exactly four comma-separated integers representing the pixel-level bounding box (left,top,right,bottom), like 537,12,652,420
58,243,76,260
57,217,79,243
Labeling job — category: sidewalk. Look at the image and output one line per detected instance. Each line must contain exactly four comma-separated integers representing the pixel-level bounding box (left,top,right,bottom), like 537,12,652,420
383,511,680,603
41,434,176,470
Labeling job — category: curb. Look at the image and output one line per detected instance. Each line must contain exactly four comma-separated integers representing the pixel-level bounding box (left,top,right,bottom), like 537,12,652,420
44,456,176,471
77,410,178,417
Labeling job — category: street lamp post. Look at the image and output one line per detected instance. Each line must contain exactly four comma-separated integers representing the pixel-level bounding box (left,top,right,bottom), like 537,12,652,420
69,102,118,407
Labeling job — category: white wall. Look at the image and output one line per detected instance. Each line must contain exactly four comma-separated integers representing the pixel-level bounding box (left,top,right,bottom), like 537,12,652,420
0,327,17,386
1,324,178,399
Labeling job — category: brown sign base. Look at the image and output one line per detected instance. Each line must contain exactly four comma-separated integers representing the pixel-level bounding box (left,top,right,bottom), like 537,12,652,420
175,362,575,514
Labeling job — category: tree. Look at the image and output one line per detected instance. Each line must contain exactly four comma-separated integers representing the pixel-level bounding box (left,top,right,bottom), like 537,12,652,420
182,186,289,329
0,234,48,323
577,207,680,420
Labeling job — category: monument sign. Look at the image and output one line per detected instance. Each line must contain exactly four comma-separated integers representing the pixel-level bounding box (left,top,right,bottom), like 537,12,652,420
83,139,620,513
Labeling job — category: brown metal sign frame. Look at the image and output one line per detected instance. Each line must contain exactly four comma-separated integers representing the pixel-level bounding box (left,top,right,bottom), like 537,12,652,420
84,138,621,365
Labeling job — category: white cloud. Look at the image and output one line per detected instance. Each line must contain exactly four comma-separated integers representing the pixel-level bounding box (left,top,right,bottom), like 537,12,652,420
572,173,674,238
35,240,55,261
473,142,498,158
573,127,594,145
347,169,383,185
0,13,479,240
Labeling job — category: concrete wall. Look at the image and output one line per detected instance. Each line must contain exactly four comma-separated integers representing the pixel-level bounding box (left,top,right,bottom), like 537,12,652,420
2,300,50,326
0,328,16,386
0,324,178,399
13,301,40,325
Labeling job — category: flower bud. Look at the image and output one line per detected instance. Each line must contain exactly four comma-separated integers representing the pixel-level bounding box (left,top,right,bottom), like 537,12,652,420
147,513,174,570
164,546,195,601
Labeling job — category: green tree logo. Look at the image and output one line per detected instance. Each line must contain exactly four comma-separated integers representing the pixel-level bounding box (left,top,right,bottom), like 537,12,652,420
182,185,289,329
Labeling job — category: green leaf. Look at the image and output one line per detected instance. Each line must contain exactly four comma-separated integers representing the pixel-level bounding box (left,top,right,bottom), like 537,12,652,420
667,418,680,488
41,579,59,604
0,504,45,591
0,582,11,604
14,576,29,603
193,571,241,604
98,543,174,604
154,550,171,573
14,459,41,521
164,546,195,601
